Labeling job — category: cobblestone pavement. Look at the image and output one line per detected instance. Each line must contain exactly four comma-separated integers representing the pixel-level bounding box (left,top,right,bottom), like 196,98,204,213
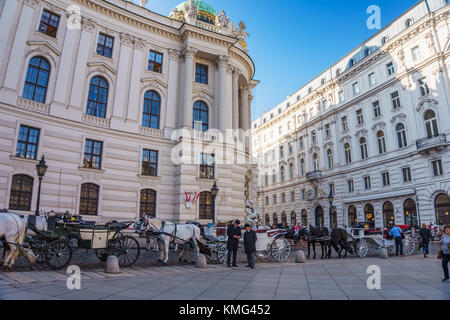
0,251,449,300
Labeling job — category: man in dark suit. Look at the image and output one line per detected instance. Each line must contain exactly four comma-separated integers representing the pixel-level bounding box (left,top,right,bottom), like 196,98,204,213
227,220,241,267
243,223,257,268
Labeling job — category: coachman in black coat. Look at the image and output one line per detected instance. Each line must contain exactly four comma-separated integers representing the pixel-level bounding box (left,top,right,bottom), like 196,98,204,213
226,220,241,266
244,229,257,254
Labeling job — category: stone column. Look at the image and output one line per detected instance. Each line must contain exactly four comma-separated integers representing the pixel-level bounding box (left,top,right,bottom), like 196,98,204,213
2,0,36,93
68,18,96,110
217,55,232,131
232,68,240,130
125,37,146,131
241,85,250,131
165,48,180,132
182,47,197,129
110,33,133,129
0,0,20,85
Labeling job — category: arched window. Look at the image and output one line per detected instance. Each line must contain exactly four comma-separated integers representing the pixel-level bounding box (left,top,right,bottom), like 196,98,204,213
348,205,357,227
142,90,161,129
360,137,368,160
289,163,294,179
23,56,50,103
404,199,418,227
273,213,278,225
301,209,308,226
299,159,305,176
199,191,212,220
327,149,333,169
396,123,407,148
193,101,208,132
265,214,270,226
349,59,354,67
313,153,319,171
365,204,375,229
87,76,109,118
336,68,341,76
280,166,285,182
79,183,99,216
9,174,33,211
377,131,386,154
140,189,156,218
365,48,370,57
405,18,413,28
344,143,352,164
291,212,297,226
435,193,450,226
281,212,287,227
315,206,324,227
383,201,395,228
424,110,439,138
381,36,388,46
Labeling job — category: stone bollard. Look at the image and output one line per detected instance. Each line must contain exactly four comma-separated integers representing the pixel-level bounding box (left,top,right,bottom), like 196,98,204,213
105,256,120,274
379,248,389,259
195,254,208,269
295,250,306,263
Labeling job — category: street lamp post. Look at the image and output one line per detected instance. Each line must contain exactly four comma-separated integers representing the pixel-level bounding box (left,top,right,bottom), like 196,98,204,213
35,155,48,217
327,189,334,228
210,182,219,224
416,195,421,227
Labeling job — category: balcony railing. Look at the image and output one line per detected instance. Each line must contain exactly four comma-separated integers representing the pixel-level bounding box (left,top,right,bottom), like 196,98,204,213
306,170,322,180
416,134,447,151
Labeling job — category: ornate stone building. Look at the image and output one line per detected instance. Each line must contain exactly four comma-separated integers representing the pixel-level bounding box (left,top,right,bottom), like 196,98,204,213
252,0,450,228
0,0,257,223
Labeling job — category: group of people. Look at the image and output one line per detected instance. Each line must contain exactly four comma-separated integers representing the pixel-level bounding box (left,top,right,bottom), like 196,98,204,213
226,220,256,268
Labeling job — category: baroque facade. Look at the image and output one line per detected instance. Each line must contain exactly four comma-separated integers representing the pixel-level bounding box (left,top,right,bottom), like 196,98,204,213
0,0,257,223
252,0,450,229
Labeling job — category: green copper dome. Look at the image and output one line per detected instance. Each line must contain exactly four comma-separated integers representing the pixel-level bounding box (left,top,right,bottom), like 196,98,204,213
171,1,217,24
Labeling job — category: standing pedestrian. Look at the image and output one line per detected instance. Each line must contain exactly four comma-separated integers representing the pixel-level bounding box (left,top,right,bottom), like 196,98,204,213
226,219,241,267
389,222,404,257
439,225,450,282
419,223,432,258
243,223,257,269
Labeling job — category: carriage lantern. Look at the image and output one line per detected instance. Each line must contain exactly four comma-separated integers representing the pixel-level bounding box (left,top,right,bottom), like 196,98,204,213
35,155,48,217
327,189,334,228
211,182,219,224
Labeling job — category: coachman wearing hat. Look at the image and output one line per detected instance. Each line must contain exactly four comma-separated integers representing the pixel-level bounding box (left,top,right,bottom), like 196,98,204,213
226,220,241,267
244,224,257,269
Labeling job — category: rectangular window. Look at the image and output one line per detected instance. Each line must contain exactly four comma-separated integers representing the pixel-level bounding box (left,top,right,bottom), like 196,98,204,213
15,125,40,160
412,46,421,61
311,131,317,143
369,72,376,86
387,62,395,75
265,196,269,205
347,180,354,193
148,50,163,73
418,78,430,96
291,191,295,202
402,167,412,183
391,91,401,109
364,176,371,190
279,146,284,158
288,141,293,154
356,109,364,125
273,195,277,205
142,149,158,177
431,159,443,177
339,91,345,103
200,153,215,179
323,100,328,109
83,139,103,170
341,116,348,131
382,172,390,186
329,183,335,196
301,189,306,200
38,10,60,38
195,63,208,84
314,187,318,198
281,193,286,203
96,33,114,58
325,124,330,137
373,101,381,118
299,136,304,149
353,82,360,95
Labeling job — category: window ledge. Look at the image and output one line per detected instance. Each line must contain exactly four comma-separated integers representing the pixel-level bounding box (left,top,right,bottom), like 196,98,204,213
78,167,105,173
196,177,216,182
9,155,39,164
137,175,161,180
144,69,164,77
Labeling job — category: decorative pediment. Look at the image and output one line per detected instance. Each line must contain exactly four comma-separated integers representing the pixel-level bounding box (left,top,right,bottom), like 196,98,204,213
355,129,368,139
416,98,438,113
279,160,287,167
287,156,296,163
323,141,334,149
371,121,386,131
87,62,117,76
297,152,306,159
141,78,168,97
390,113,407,124
26,41,61,67
340,135,352,143
309,145,320,153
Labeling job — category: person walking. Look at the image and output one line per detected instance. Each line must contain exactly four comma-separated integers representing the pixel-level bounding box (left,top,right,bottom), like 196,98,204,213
243,223,257,269
389,223,404,257
226,219,241,267
419,223,432,258
440,225,450,282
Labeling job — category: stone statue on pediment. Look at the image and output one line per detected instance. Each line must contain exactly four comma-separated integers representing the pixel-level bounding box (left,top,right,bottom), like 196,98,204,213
139,0,148,7
216,10,230,29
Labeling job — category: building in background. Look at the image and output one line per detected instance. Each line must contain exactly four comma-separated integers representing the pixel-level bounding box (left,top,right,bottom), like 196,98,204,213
252,0,450,228
0,0,257,223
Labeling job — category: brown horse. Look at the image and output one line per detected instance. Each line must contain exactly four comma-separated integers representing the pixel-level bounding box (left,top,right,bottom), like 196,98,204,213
330,228,355,258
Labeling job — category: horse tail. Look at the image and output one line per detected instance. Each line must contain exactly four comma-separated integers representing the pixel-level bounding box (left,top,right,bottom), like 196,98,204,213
16,218,26,245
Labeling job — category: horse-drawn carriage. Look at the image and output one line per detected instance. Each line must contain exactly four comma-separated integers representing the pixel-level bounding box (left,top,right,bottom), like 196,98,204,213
349,228,416,258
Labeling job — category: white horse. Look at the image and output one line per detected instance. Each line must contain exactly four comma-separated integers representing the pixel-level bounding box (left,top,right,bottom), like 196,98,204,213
144,217,202,265
0,212,27,269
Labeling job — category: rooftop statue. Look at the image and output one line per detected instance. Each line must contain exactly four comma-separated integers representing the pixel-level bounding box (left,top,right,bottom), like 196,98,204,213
216,10,230,29
139,0,148,7
185,0,199,24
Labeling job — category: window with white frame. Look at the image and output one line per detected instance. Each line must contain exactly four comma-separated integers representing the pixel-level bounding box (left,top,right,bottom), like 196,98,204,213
396,123,407,148
327,149,333,169
356,109,364,125
377,131,387,154
391,91,401,109
353,82,360,95
431,159,443,177
363,176,371,190
291,191,295,202
344,143,352,164
369,73,376,86
325,123,330,137
311,131,317,143
339,91,345,103
347,180,354,193
382,172,390,186
386,62,395,76
360,137,368,160
298,136,304,149
402,167,412,183
373,100,381,117
418,78,430,96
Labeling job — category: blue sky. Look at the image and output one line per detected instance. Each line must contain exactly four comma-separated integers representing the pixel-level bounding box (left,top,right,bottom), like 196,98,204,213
138,0,419,120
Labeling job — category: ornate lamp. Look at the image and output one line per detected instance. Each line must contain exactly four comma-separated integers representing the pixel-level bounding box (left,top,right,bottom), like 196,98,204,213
211,182,219,224
35,155,48,217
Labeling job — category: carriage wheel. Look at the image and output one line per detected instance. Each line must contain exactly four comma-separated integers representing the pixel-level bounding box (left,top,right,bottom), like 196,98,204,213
45,240,72,270
270,238,291,262
356,239,369,258
29,243,46,264
403,237,416,256
108,236,140,267
217,244,228,265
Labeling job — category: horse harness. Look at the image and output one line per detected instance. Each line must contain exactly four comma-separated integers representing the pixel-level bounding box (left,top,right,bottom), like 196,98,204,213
147,221,195,245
